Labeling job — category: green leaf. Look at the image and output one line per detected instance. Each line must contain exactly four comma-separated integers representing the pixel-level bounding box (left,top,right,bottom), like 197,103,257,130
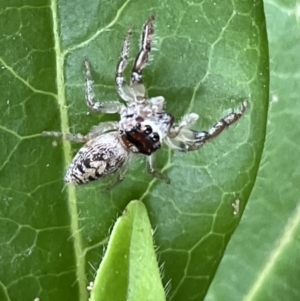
0,1,267,301
205,0,300,300
90,200,165,301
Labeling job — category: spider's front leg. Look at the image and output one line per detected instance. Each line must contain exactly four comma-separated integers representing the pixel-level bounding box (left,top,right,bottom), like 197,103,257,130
130,15,155,101
166,101,248,152
84,59,124,113
190,101,248,150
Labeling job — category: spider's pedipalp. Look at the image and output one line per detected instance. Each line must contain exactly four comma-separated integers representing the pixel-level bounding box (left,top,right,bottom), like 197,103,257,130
179,113,199,128
84,59,124,113
115,28,135,102
168,113,199,138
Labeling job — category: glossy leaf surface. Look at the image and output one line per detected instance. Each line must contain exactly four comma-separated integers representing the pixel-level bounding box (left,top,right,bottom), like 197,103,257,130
205,0,300,300
0,1,268,300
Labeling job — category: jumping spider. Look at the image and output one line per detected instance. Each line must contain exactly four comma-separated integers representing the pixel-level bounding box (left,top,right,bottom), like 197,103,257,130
43,15,247,189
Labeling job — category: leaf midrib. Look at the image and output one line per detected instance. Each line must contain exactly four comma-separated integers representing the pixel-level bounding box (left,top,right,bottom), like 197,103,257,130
51,0,87,300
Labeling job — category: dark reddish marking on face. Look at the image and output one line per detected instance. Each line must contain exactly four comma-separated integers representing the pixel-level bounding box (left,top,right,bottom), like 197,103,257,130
123,123,160,155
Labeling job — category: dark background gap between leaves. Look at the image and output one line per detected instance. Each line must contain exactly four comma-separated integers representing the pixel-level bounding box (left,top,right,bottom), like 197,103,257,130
0,1,268,301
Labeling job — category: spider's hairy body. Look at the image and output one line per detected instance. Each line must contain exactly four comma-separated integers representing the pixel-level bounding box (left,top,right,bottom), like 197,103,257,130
43,15,248,189
64,133,128,185
118,99,174,155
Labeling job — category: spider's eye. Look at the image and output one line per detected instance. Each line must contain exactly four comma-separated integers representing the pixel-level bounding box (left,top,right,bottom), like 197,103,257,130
135,123,141,130
144,125,152,135
152,133,159,142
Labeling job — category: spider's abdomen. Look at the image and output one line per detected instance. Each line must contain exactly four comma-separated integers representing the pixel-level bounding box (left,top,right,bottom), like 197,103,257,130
65,133,128,185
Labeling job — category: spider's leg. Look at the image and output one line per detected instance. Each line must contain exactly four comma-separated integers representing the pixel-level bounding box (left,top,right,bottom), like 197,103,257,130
101,160,129,192
42,131,91,143
130,15,155,100
146,154,170,184
101,173,125,192
43,122,119,143
88,121,119,136
168,101,248,151
191,101,248,150
84,59,124,113
115,28,135,102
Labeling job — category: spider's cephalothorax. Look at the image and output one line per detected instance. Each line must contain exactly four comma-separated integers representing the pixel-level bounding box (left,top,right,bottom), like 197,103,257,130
43,15,248,189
